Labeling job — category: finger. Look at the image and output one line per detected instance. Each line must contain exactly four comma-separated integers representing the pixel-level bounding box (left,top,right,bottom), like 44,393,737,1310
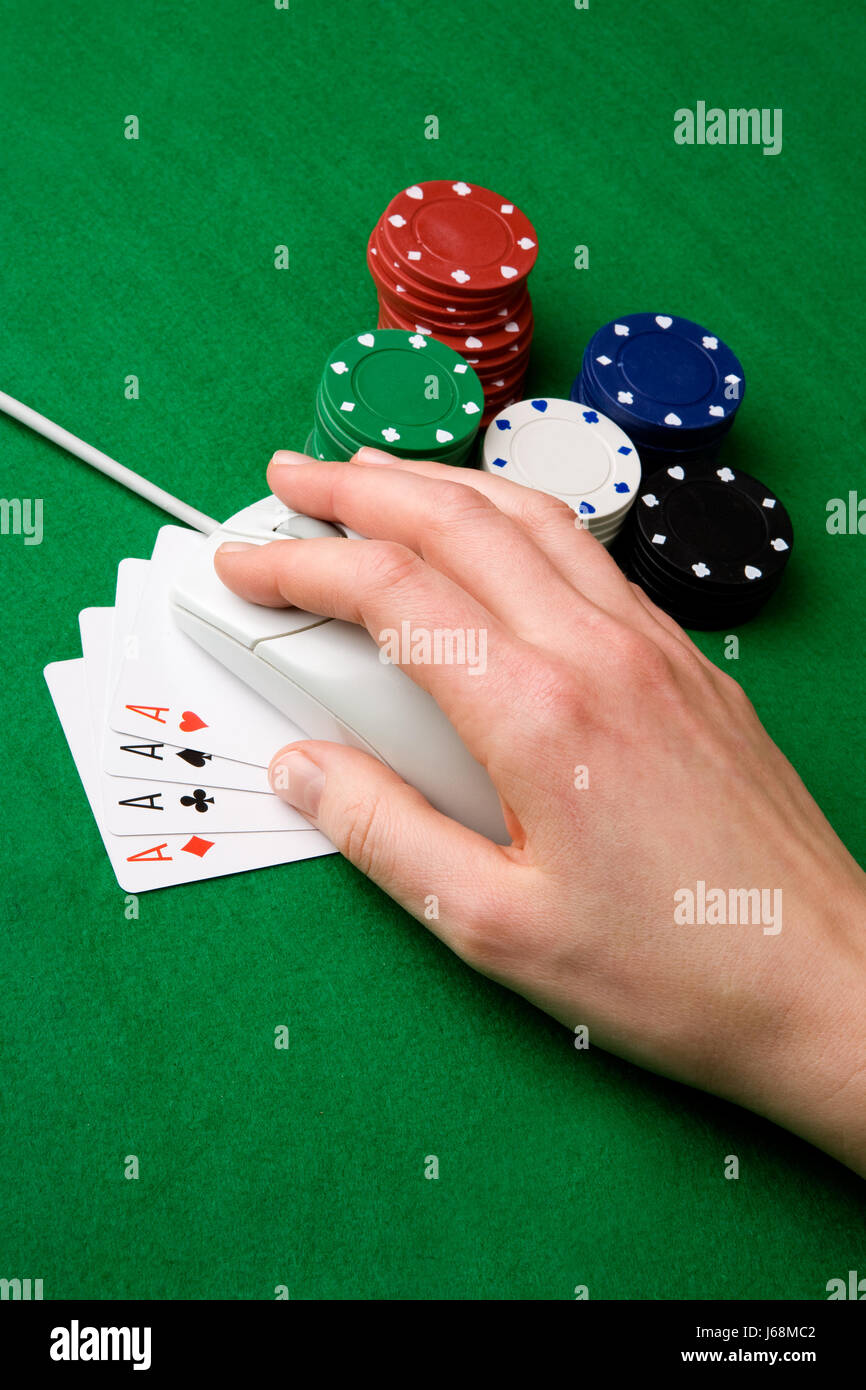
267,740,521,962
214,534,556,779
629,581,721,671
348,446,648,624
265,454,604,650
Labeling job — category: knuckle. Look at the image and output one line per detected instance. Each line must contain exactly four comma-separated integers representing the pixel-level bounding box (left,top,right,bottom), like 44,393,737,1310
607,625,673,686
361,541,423,594
719,667,755,711
519,659,586,735
514,488,576,532
429,481,496,529
342,791,390,879
629,583,683,631
453,899,520,973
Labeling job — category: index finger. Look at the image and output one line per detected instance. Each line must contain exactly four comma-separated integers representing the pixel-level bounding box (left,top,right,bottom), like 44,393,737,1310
213,534,560,792
347,447,644,618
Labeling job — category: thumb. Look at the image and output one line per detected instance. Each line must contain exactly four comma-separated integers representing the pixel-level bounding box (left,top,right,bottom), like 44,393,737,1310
268,740,510,954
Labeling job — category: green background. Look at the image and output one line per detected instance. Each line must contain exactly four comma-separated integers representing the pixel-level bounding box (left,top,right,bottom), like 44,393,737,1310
2,0,864,1300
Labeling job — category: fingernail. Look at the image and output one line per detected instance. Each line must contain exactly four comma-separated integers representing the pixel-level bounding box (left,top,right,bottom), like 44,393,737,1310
217,541,256,553
269,750,324,818
354,446,398,466
269,450,311,467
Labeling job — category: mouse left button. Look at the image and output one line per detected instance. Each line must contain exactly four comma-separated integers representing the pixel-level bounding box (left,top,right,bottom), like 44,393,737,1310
171,534,326,648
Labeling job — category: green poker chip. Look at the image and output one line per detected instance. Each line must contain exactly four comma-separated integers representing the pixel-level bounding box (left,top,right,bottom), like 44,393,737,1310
318,328,484,457
305,426,330,461
315,383,473,467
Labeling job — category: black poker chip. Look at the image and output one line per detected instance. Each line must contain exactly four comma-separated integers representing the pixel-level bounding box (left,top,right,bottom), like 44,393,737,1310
628,548,777,609
633,462,793,586
625,556,778,627
619,461,794,628
626,554,778,629
630,518,781,599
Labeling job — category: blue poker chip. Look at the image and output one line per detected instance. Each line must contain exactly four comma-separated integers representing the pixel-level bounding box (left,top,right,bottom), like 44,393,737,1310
570,370,733,465
570,366,697,449
580,313,746,444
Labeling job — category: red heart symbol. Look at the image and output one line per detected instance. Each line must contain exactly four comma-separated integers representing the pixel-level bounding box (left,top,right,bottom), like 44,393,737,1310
179,711,208,732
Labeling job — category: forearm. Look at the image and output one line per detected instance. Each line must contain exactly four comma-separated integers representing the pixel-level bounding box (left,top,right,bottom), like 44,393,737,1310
727,872,866,1177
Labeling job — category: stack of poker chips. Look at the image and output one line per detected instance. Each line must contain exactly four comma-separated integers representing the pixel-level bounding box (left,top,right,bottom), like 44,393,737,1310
625,462,794,629
367,180,538,424
570,313,746,470
306,328,484,465
481,398,641,548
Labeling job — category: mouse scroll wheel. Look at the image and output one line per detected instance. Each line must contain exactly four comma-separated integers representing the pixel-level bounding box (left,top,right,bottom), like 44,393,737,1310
274,515,346,539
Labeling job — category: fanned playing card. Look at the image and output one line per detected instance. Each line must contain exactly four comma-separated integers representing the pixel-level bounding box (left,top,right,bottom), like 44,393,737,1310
44,527,337,892
45,659,333,891
107,527,301,765
98,561,272,792
82,608,305,827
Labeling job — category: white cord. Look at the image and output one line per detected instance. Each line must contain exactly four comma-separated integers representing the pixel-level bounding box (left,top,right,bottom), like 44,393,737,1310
0,389,220,535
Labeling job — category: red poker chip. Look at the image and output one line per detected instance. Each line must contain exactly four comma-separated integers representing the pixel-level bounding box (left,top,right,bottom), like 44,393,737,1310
371,264,532,330
482,392,522,417
374,288,531,334
369,264,520,319
477,369,529,400
463,344,532,376
375,292,533,351
483,374,526,398
373,273,531,327
369,312,527,395
368,181,537,429
378,181,538,295
379,299,533,359
369,322,530,383
368,225,517,312
375,314,531,379
466,362,529,388
478,368,529,400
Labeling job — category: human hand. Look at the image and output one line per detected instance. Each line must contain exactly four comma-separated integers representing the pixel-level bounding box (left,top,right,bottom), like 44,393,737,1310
215,448,866,1176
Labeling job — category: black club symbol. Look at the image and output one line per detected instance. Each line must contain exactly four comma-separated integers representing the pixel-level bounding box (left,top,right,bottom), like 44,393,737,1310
180,789,214,814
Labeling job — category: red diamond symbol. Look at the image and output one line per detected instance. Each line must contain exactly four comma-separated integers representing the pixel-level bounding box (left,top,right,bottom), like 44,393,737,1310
181,835,214,858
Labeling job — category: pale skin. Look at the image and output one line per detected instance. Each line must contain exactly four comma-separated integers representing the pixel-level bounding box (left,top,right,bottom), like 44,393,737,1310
215,447,866,1178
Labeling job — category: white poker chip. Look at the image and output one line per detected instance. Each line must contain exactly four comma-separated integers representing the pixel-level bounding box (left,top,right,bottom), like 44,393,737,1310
481,398,641,522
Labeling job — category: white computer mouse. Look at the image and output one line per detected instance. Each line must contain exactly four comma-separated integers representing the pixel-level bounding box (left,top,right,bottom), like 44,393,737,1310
170,495,507,842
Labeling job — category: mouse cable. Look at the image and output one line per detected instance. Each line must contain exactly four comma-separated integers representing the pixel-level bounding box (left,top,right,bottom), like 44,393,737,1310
0,388,220,535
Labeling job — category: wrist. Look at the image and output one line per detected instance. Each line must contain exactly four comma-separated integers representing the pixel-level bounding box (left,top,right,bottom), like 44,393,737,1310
742,871,866,1175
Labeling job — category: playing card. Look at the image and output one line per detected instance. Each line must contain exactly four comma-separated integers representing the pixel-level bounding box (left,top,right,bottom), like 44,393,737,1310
102,768,308,836
80,603,310,833
87,603,271,794
45,659,335,892
107,526,306,765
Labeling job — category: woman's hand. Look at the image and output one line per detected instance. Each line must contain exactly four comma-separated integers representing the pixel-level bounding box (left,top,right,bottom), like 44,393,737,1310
215,447,866,1176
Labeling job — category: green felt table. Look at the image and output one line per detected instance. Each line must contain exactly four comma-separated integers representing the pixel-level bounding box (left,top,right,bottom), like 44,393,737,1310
1,0,864,1301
